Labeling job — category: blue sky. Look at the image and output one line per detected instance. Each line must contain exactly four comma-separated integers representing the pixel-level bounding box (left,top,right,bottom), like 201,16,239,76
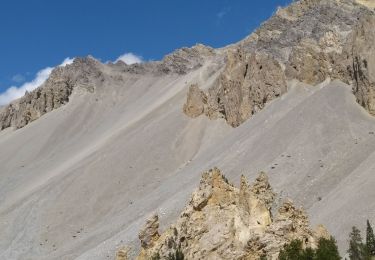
0,0,291,104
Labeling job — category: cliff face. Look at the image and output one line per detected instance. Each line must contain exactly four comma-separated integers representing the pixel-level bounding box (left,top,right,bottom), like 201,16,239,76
183,0,375,127
348,15,375,116
130,168,329,260
186,51,287,127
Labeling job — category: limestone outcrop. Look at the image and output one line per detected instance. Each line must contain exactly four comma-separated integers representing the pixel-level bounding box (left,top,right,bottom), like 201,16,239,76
346,15,375,115
183,0,375,127
116,247,130,260
0,57,104,130
184,50,287,127
126,168,329,260
206,51,287,127
157,44,215,75
183,84,207,118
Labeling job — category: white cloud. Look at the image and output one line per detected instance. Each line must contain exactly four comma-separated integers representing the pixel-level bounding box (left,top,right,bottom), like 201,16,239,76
115,53,143,65
61,57,74,67
0,57,75,106
11,74,25,83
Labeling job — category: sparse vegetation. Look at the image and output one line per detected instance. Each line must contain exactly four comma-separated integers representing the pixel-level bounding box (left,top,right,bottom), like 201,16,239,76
348,226,366,260
278,220,375,260
150,247,184,260
315,237,341,260
167,247,184,260
366,220,375,258
278,237,340,260
348,220,375,260
278,239,305,260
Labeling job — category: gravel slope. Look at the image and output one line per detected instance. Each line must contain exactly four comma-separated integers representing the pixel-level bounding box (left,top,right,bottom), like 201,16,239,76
1,61,375,259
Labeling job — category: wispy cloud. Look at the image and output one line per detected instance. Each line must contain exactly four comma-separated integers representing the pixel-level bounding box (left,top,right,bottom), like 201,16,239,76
11,74,25,83
216,7,231,21
115,53,143,65
0,57,74,106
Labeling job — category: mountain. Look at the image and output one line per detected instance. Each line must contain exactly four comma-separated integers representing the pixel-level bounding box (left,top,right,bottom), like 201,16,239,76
0,0,375,259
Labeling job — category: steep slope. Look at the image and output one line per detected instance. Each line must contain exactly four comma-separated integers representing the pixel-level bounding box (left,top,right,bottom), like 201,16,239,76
1,0,375,259
1,76,375,259
0,44,215,131
0,53,229,260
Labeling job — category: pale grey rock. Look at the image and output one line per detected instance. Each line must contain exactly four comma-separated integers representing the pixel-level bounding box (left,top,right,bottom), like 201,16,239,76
0,57,104,130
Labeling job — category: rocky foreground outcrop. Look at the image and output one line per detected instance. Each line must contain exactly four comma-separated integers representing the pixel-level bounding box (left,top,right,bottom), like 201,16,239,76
183,0,375,127
119,168,329,259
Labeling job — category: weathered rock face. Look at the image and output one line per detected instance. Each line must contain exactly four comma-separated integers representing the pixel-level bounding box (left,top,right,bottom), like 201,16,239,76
130,168,329,260
184,50,287,127
157,44,216,75
209,51,287,127
183,84,208,118
0,57,104,130
347,15,375,115
116,247,130,260
183,0,375,127
138,214,160,250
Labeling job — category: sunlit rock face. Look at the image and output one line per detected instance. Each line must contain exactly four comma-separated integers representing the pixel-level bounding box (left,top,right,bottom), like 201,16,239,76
132,169,329,260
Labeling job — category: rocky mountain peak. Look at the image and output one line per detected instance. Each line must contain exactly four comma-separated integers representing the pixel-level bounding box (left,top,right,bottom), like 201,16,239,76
0,56,106,130
183,0,375,127
156,44,216,75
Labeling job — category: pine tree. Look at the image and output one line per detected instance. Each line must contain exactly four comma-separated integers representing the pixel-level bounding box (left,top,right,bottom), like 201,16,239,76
348,226,366,260
278,239,304,260
301,247,315,260
366,220,375,258
316,237,341,260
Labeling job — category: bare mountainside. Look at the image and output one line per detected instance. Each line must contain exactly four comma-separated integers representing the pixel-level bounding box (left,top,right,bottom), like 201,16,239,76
1,0,375,259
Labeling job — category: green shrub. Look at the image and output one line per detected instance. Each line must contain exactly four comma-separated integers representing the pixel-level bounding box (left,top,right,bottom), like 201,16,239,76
348,226,367,260
316,237,341,260
279,237,341,260
278,239,304,260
